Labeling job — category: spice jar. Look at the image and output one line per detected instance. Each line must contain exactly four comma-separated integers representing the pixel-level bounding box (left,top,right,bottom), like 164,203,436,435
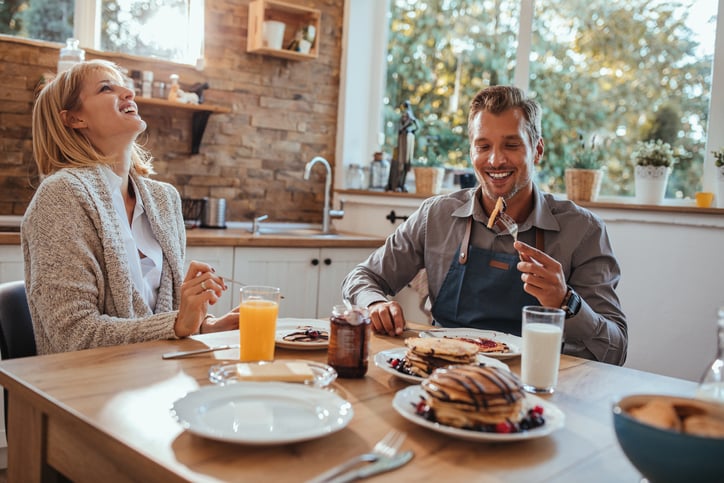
346,164,365,190
370,152,390,190
327,304,371,378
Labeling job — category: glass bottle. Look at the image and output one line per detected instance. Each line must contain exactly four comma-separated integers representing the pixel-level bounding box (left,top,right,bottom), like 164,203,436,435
346,164,365,190
57,38,85,74
370,152,390,190
696,307,724,403
327,304,371,378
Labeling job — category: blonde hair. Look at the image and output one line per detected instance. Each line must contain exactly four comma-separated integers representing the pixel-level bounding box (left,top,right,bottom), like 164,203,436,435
32,59,154,176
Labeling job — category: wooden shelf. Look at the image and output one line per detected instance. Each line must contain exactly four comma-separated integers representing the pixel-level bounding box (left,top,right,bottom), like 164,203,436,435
135,97,231,154
247,0,321,61
136,97,230,114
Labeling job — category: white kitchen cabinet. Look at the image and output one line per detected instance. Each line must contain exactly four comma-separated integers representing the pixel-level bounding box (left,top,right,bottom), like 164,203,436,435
232,247,374,318
185,246,235,313
0,245,23,284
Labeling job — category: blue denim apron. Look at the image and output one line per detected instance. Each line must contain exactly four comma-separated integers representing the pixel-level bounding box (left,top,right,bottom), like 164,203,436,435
430,216,543,336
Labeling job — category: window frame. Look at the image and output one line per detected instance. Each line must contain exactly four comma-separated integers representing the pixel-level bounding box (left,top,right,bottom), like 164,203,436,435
337,0,724,199
73,0,205,68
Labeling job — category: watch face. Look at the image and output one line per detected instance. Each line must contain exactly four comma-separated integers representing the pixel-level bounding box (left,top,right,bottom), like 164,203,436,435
567,291,581,317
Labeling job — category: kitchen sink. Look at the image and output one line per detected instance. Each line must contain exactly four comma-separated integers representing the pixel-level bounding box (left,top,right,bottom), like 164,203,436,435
224,222,341,238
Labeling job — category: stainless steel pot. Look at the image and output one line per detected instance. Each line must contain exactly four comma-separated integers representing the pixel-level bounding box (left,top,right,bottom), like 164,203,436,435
200,197,227,228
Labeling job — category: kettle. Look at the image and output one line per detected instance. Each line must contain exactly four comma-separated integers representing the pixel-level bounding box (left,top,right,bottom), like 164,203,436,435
200,197,227,228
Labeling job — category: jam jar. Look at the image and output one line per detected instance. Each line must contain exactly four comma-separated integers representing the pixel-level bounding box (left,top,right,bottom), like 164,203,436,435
327,304,371,378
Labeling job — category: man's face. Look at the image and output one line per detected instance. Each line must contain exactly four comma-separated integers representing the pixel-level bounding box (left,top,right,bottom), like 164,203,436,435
468,108,542,206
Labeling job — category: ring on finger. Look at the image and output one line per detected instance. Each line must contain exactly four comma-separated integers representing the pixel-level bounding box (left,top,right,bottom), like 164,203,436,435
201,281,207,291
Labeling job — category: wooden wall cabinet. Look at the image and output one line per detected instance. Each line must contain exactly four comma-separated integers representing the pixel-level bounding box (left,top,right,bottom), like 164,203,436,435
247,0,321,61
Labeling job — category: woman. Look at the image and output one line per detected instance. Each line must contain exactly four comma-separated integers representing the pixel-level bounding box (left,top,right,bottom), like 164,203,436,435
22,59,237,354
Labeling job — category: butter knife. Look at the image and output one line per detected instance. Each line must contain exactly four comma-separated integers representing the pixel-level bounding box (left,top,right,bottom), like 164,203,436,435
161,344,240,360
326,451,414,483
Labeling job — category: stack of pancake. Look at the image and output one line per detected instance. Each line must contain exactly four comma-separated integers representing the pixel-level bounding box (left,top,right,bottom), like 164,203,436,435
421,365,527,428
402,337,479,377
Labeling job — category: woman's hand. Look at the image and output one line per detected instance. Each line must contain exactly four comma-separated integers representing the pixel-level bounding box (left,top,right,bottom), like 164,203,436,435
200,307,240,334
174,260,228,337
514,241,567,307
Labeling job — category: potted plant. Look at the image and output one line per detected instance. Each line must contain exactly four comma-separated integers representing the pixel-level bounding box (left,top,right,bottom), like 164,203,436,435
565,133,604,202
711,147,724,208
413,135,446,196
632,139,676,204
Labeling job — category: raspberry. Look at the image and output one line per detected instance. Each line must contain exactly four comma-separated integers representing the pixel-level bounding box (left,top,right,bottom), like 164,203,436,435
495,421,513,433
415,400,427,414
532,405,544,416
389,358,399,368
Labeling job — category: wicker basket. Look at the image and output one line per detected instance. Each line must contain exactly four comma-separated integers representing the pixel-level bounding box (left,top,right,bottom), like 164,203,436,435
414,167,445,196
565,169,602,202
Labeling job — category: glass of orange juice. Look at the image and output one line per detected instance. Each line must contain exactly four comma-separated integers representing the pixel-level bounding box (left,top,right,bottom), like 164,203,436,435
239,286,281,361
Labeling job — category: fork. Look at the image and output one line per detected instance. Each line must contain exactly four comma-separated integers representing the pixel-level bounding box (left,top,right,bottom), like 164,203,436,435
496,211,519,242
307,430,406,483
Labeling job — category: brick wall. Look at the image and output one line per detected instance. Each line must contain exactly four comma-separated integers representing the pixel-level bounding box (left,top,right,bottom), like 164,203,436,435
0,0,344,223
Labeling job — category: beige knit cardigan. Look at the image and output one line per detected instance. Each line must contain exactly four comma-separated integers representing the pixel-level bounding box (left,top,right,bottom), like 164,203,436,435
21,165,185,354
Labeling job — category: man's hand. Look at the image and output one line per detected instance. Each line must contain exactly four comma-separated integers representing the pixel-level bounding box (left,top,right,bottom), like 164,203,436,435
368,300,406,336
514,241,568,308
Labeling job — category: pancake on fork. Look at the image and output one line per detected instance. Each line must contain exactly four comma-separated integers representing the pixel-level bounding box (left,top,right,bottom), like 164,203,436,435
402,337,479,377
421,365,527,427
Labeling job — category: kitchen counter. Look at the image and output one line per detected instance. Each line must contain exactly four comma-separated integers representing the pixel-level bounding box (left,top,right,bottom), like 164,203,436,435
185,226,385,248
0,224,386,248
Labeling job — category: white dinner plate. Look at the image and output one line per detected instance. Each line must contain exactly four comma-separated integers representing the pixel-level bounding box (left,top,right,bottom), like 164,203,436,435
171,382,353,445
208,360,337,388
419,328,522,359
373,348,510,384
275,318,330,350
392,385,565,442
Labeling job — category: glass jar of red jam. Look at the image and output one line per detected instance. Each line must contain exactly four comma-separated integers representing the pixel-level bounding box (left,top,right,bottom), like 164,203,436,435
327,304,371,378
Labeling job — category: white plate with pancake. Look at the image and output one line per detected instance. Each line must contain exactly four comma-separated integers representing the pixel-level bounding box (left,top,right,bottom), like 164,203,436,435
419,328,522,359
171,382,353,445
392,385,565,442
373,348,510,384
275,318,329,350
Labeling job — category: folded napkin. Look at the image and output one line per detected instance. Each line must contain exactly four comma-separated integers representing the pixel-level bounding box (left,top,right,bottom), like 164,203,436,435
235,361,315,382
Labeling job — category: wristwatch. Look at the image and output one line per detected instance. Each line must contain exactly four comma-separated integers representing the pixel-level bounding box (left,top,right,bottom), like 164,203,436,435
560,286,581,319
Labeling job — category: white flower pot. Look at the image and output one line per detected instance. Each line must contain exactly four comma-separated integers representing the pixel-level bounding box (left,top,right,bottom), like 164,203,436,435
717,165,724,208
635,165,671,204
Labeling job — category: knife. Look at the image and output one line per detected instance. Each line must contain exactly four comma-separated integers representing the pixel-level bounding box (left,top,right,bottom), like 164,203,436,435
161,344,240,360
325,451,414,483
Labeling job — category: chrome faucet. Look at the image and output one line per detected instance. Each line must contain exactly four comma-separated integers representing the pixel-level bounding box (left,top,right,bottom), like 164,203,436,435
303,156,344,233
251,214,269,235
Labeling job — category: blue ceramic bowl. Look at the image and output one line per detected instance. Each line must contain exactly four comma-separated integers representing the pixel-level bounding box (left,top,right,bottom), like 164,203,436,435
612,394,724,483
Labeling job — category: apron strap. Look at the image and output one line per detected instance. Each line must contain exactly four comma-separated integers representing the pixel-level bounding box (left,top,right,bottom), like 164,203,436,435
458,217,473,265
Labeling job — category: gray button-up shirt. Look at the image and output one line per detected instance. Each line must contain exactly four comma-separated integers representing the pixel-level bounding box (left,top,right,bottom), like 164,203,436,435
342,185,628,365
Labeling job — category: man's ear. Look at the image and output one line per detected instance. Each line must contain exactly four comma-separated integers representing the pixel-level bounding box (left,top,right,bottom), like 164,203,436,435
60,110,87,129
534,138,545,165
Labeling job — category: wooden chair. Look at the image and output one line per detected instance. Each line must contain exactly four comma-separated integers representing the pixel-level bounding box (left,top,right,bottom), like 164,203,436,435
0,280,36,433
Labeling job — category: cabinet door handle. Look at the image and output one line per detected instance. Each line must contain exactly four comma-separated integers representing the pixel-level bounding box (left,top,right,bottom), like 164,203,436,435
323,258,332,266
311,258,319,266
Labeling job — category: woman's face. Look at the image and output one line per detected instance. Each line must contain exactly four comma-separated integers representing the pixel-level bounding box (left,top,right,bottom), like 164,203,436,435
63,68,146,154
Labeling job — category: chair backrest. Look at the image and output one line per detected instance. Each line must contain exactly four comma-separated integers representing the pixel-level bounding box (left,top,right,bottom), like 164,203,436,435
0,280,37,359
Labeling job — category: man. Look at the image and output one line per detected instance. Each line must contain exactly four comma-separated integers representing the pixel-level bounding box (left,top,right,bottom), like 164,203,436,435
342,85,627,365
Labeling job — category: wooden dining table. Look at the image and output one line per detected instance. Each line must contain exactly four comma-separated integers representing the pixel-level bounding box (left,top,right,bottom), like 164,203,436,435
0,325,696,483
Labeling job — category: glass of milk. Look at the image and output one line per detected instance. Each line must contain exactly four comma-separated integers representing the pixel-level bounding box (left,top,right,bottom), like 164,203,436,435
521,306,565,394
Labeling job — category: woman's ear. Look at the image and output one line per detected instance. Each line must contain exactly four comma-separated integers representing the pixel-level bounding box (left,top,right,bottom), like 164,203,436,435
60,110,87,129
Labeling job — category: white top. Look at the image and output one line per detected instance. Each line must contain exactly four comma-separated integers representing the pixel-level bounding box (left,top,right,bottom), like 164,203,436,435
101,166,163,310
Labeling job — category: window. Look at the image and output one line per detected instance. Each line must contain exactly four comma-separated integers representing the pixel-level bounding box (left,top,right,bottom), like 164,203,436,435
0,0,204,66
375,0,718,200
